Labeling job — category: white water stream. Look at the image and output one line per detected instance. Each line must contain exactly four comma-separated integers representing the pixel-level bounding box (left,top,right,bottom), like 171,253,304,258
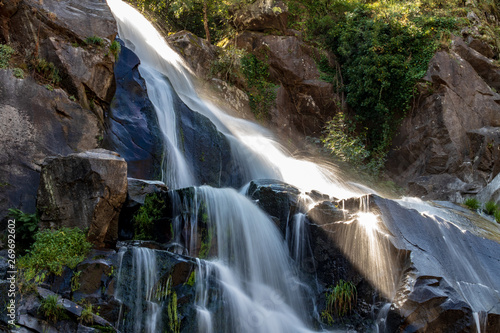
107,1,500,333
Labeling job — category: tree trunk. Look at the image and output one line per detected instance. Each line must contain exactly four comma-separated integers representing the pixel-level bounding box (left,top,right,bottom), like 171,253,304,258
203,0,210,44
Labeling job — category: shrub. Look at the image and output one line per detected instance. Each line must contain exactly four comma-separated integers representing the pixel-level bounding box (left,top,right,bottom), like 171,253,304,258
19,227,92,282
12,67,24,79
85,35,103,46
464,197,481,211
7,208,39,253
79,301,99,325
484,201,498,215
322,279,357,324
133,193,165,240
241,53,277,120
494,210,500,224
0,44,14,69
39,294,65,323
33,58,61,85
209,45,244,83
109,40,121,61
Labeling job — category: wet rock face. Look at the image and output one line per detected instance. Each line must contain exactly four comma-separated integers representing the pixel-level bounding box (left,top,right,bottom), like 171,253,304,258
247,179,301,233
103,39,164,180
387,40,500,201
114,246,198,333
37,149,127,248
242,181,500,331
0,71,100,223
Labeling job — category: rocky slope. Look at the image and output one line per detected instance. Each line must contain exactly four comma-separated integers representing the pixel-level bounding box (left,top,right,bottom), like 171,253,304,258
0,0,117,223
387,35,500,202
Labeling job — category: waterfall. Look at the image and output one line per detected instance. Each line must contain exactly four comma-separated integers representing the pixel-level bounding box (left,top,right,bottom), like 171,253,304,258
106,1,500,332
106,0,362,199
169,186,317,333
115,247,162,333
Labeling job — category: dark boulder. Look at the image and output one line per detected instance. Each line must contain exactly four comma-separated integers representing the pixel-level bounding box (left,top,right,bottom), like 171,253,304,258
246,179,301,233
37,149,127,248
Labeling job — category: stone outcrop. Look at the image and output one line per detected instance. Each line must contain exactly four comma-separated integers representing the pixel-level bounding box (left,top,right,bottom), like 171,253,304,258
230,0,288,34
167,30,218,79
236,31,339,136
386,38,500,201
452,36,500,91
2,0,117,113
0,0,118,224
242,180,500,331
37,149,127,248
0,71,100,223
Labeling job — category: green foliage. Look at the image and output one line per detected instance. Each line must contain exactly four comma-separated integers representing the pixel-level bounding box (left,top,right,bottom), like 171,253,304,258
210,45,244,83
126,0,250,44
484,201,498,215
167,291,180,333
321,279,356,324
133,193,165,240
19,227,92,282
291,0,483,169
71,271,81,292
7,208,39,253
494,210,500,224
91,325,116,333
79,301,99,325
322,112,370,165
185,270,196,287
34,58,61,85
85,36,104,46
0,44,14,69
109,40,121,61
464,197,481,211
12,68,24,79
39,295,65,323
241,53,277,120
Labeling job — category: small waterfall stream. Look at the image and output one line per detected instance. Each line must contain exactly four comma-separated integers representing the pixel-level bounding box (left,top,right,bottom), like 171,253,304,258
106,1,500,332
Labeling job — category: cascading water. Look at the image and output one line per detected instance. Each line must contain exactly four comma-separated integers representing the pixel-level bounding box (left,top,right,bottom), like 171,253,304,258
107,0,362,199
115,247,162,333
106,1,341,331
171,186,319,332
107,1,500,332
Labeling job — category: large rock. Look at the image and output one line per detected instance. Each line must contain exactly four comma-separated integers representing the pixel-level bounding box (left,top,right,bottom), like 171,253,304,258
452,36,500,91
236,31,339,136
3,0,117,112
0,71,99,224
307,194,500,331
103,39,164,180
166,31,217,79
231,0,288,34
37,149,127,248
387,47,500,200
0,0,118,226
